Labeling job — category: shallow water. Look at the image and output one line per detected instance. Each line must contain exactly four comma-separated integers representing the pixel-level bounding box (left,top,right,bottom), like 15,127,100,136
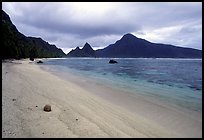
40,58,202,112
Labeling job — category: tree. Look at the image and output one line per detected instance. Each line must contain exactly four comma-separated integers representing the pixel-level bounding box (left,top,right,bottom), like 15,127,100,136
29,46,38,61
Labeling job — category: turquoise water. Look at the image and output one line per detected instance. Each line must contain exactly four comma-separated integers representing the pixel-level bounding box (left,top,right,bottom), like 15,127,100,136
40,58,202,112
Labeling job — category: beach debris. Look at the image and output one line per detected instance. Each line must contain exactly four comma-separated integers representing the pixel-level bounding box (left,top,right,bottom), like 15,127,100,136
109,59,118,64
37,60,43,63
76,118,78,121
28,107,33,110
44,104,51,112
12,99,16,101
36,105,38,107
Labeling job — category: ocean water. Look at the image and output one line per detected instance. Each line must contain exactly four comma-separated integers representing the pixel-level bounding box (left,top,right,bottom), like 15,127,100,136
40,58,202,112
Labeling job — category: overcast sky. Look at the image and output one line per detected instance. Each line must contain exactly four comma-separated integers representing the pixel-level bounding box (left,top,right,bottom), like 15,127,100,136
2,2,202,54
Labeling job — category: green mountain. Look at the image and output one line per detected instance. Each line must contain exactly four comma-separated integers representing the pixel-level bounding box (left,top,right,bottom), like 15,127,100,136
95,33,202,58
2,10,66,59
67,33,201,58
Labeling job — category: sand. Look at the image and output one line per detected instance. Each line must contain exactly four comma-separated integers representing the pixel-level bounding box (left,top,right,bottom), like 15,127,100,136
2,59,202,138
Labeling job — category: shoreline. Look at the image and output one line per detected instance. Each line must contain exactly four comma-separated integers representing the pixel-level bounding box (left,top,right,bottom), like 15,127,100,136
40,60,202,136
2,59,202,138
40,59,202,121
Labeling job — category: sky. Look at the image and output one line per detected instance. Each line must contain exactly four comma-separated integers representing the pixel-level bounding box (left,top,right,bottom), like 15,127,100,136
2,2,202,54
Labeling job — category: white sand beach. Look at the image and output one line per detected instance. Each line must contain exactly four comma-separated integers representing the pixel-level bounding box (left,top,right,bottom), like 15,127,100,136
2,59,202,138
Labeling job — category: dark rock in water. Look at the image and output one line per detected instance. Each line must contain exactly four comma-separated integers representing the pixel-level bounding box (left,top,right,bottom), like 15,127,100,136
30,57,34,61
43,104,51,112
37,60,43,63
109,60,118,64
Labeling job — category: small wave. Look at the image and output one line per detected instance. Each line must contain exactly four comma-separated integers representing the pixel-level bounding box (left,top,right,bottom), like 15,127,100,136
188,85,202,91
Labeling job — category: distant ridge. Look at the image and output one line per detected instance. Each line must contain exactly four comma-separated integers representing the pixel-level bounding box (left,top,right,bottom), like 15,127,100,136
2,10,66,59
95,33,202,58
67,33,201,58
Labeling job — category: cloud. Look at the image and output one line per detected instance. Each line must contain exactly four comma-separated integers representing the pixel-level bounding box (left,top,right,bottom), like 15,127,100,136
4,2,141,38
2,2,202,53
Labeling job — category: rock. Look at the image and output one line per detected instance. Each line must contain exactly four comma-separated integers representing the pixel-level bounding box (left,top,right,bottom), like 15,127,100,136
109,59,118,64
30,57,34,61
43,104,51,112
37,60,43,63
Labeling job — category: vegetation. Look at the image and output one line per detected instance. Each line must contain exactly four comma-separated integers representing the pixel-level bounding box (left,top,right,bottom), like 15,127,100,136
2,10,66,60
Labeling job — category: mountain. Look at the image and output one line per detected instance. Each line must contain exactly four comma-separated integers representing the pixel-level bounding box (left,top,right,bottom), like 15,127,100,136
95,33,202,58
2,10,66,59
67,42,95,57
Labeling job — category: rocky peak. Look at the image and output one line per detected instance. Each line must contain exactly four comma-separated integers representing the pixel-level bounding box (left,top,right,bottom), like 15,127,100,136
82,42,93,50
121,33,137,40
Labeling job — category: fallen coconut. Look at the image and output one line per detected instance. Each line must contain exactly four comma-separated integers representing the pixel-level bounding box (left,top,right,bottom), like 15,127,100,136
43,104,51,112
